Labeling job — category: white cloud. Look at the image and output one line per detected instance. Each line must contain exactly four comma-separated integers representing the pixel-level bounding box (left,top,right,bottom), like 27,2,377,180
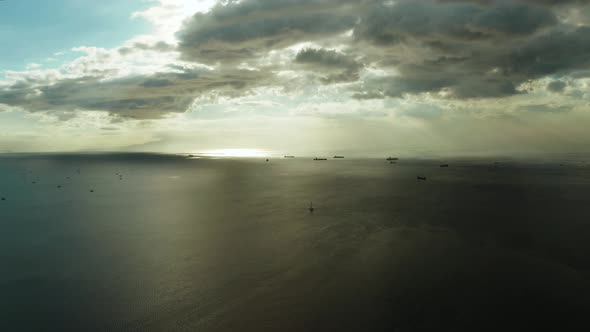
25,63,42,70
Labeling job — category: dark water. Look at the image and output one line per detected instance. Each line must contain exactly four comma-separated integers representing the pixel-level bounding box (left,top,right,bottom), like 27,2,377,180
1,154,590,331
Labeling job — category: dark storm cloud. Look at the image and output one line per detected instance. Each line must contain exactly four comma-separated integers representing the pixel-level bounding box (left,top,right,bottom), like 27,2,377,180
505,27,590,77
294,48,362,83
177,0,360,64
0,68,275,119
295,48,359,69
354,1,557,45
349,1,590,98
547,80,567,92
173,0,590,100
438,0,590,5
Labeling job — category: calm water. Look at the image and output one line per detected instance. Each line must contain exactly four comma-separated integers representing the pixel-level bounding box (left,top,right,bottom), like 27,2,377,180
1,154,590,331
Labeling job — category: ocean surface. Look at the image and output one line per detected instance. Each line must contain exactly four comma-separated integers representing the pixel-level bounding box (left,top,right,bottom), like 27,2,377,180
1,153,590,331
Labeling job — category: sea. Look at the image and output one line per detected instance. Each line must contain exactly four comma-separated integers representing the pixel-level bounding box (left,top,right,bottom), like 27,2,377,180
1,153,590,331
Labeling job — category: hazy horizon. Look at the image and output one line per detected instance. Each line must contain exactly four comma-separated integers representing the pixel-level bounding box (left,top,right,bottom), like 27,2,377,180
2,150,590,161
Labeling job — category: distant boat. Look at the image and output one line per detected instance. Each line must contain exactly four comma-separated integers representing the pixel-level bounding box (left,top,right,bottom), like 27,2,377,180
309,202,314,213
386,157,399,161
284,156,295,158
266,159,269,162
314,158,327,161
417,176,427,180
440,164,449,168
1,197,5,201
333,156,344,159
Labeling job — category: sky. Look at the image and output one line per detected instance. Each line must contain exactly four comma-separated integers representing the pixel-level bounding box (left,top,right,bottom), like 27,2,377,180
1,0,590,156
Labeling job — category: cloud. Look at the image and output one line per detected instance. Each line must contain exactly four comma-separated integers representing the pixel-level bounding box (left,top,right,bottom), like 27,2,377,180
345,1,590,99
295,48,359,69
547,80,567,92
355,1,557,45
140,78,175,88
0,67,275,119
177,0,359,64
171,0,590,100
351,91,385,100
436,0,590,6
294,48,362,83
517,104,571,113
118,41,176,56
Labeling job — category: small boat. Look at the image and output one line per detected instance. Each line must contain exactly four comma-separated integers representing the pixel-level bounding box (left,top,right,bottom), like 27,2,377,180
1,197,5,201
333,156,344,159
314,158,328,161
266,159,269,162
284,156,295,158
440,164,449,168
417,176,427,180
309,202,314,213
386,157,399,161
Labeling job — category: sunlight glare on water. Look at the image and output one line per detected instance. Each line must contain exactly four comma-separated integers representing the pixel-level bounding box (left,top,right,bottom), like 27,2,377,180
198,148,271,158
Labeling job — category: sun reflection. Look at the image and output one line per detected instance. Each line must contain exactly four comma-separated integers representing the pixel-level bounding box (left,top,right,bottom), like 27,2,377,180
199,149,270,158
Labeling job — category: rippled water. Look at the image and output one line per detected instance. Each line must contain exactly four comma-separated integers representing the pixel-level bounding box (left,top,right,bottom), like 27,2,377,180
1,154,590,331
